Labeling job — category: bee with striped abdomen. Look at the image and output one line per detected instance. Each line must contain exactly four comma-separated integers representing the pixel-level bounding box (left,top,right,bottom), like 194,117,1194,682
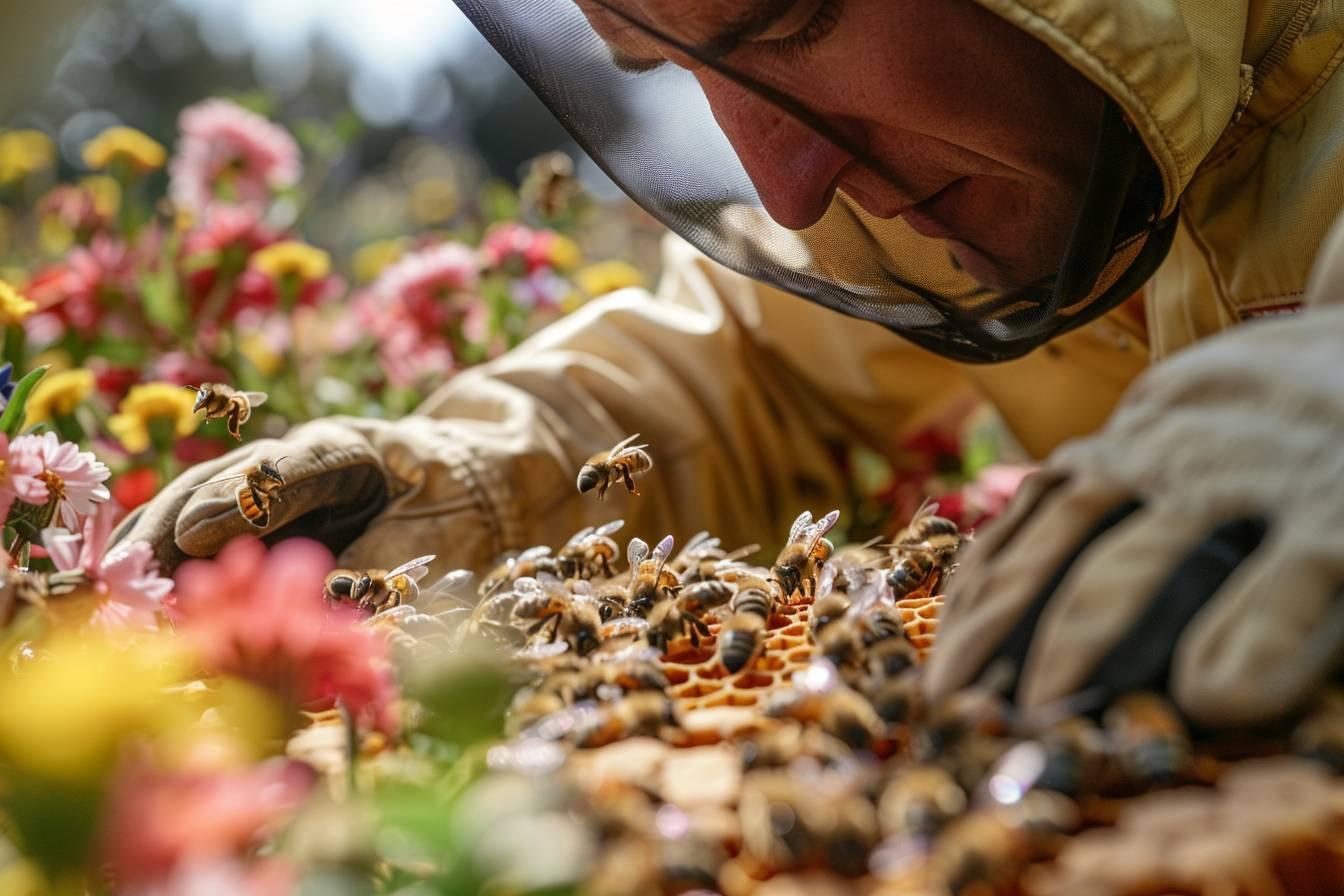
554,519,624,580
772,509,840,599
576,434,653,500
186,382,268,441
718,573,779,673
323,554,436,614
191,458,288,528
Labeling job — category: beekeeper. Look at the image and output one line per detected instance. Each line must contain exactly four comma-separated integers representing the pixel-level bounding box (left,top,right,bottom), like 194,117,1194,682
122,0,1344,728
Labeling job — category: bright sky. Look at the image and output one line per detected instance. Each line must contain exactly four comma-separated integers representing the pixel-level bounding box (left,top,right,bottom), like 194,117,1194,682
172,0,482,125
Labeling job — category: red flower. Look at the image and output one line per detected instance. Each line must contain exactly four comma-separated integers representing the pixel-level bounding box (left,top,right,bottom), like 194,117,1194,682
100,758,313,891
111,467,159,512
175,538,399,734
92,361,143,402
479,222,561,275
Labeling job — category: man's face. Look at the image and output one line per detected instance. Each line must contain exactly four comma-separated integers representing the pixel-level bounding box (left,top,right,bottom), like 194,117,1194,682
576,0,1106,290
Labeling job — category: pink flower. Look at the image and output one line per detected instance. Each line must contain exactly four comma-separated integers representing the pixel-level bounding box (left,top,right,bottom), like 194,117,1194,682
170,99,300,213
100,758,313,892
0,433,40,522
39,183,112,235
479,222,561,274
42,502,172,630
362,241,479,333
373,324,454,388
30,236,140,337
9,432,111,528
175,538,399,734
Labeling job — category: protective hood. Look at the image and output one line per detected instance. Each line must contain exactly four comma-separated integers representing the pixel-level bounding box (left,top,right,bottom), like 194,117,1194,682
453,0,1254,362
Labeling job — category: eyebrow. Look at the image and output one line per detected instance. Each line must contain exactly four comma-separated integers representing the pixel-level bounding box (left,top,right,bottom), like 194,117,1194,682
597,0,801,71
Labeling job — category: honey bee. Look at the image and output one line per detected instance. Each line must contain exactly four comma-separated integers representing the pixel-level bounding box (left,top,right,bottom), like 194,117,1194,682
1103,692,1191,787
323,554,436,614
644,590,715,653
773,509,840,599
577,690,680,747
1032,715,1114,797
739,769,879,876
810,592,851,637
186,383,268,441
740,722,856,771
893,498,964,561
766,661,885,749
886,547,941,598
0,567,86,626
928,791,1078,895
478,546,558,598
718,573,779,673
522,150,579,219
671,531,760,584
554,519,624,580
576,434,653,500
868,669,926,725
190,458,288,528
877,763,967,841
511,579,603,656
624,535,679,617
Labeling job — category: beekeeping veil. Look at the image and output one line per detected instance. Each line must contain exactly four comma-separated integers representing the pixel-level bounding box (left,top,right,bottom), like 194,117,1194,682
451,0,1230,363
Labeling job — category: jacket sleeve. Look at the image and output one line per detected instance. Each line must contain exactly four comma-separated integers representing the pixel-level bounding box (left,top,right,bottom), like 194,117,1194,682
340,235,976,571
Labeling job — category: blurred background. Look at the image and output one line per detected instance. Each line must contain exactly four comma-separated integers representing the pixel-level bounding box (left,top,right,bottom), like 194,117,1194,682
0,0,655,260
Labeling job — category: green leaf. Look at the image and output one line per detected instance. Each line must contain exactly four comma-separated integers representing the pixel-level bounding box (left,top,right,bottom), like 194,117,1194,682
0,366,47,437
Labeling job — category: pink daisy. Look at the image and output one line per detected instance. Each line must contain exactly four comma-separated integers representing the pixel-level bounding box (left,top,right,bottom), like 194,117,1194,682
363,241,480,333
169,99,301,213
42,502,173,631
9,431,112,528
0,433,40,522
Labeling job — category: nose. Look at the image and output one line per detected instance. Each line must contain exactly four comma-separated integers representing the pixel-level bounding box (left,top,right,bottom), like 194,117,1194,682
696,70,851,231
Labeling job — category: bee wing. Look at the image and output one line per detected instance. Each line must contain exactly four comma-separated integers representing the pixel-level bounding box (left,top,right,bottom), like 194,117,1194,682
651,534,674,581
602,617,650,639
804,510,841,553
241,391,269,407
189,472,249,491
912,496,939,521
515,546,553,565
787,511,814,545
517,640,571,662
721,543,760,563
564,526,595,549
593,519,625,538
608,433,642,455
385,554,437,580
609,444,650,462
627,537,649,573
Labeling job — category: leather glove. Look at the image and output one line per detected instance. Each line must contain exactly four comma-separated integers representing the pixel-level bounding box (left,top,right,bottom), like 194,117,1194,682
924,217,1344,728
111,414,544,578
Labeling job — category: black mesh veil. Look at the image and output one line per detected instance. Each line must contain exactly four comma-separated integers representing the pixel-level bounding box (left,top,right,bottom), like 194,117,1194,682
453,0,1178,363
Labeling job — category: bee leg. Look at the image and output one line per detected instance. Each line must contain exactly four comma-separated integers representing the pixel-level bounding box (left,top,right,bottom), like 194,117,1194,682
227,413,242,441
596,478,608,501
600,557,613,578
622,468,639,495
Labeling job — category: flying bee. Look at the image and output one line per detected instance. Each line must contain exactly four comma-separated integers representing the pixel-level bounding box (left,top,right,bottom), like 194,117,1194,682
893,498,964,562
478,546,558,597
522,150,579,219
773,509,840,599
624,535,679,617
1103,692,1191,788
877,763,967,841
190,457,288,528
718,573,778,673
511,579,603,656
0,567,87,626
185,383,268,441
554,519,624,580
323,554,436,614
644,579,734,653
576,434,653,500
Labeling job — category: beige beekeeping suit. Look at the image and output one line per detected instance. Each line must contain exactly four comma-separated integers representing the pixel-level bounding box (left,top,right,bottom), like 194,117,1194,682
135,0,1344,585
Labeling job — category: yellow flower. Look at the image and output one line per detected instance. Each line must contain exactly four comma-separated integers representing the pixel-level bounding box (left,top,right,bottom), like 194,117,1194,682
80,174,122,218
545,234,583,271
81,125,167,173
353,238,407,284
251,240,331,283
0,631,190,784
574,259,644,298
107,382,200,454
238,330,283,377
23,369,93,425
0,129,55,183
0,280,36,326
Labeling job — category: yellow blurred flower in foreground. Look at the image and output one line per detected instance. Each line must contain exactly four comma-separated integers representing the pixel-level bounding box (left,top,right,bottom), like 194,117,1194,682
352,238,407,284
0,632,189,784
107,382,201,454
0,129,55,183
238,330,283,377
82,126,167,173
546,234,583,271
575,259,644,298
23,369,94,427
0,279,36,325
252,240,331,283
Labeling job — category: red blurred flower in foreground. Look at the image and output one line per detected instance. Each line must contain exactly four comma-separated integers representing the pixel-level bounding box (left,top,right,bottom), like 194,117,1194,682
170,99,301,213
101,757,313,894
175,538,399,734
